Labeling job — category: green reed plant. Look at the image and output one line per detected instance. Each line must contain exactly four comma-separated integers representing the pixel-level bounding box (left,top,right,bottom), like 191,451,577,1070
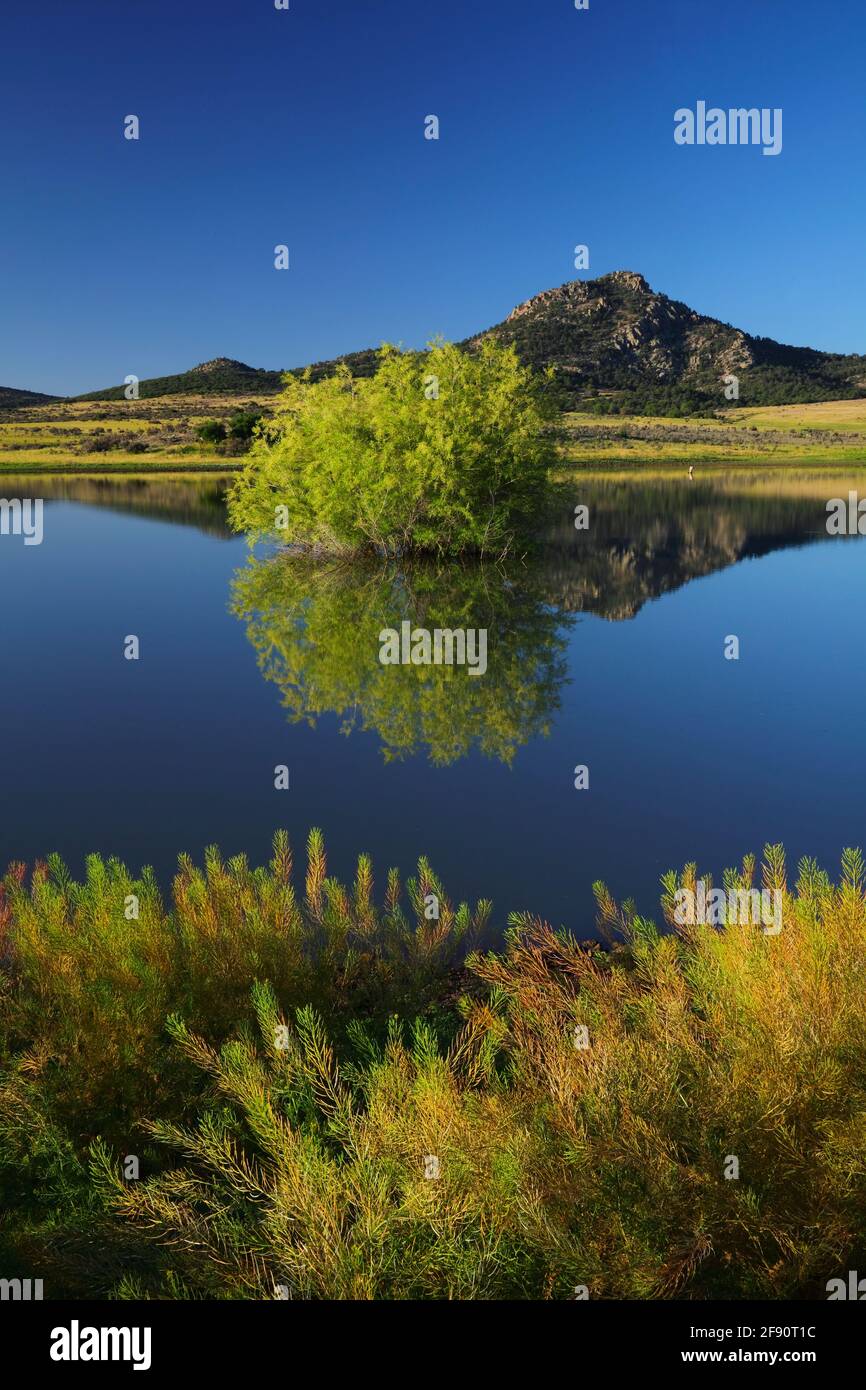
0,832,488,1150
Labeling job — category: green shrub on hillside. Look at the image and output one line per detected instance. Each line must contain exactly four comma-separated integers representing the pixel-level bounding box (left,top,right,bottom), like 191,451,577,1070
194,419,227,445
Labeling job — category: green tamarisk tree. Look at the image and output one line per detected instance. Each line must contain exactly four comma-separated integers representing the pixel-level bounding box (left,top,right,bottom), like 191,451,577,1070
227,339,559,558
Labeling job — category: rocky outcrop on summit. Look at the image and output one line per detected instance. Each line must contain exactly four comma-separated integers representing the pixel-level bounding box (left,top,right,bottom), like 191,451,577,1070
189,357,257,375
469,271,865,408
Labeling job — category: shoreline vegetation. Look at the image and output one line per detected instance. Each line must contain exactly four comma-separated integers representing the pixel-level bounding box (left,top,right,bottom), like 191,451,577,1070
6,270,866,475
4,393,866,476
1,832,865,1300
5,269,866,473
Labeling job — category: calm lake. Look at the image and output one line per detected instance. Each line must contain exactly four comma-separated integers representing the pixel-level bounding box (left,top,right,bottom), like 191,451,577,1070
1,468,864,936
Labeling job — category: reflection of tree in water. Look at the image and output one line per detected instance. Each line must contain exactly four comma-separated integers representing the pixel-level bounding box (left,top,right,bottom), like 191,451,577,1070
231,555,573,767
231,472,864,764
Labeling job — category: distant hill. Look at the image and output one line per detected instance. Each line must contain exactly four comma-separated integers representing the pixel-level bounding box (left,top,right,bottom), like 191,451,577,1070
0,385,62,409
74,358,285,401
5,272,865,416
73,350,380,402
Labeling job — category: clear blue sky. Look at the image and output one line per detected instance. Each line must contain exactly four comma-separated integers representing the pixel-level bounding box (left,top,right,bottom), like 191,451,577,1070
2,0,864,395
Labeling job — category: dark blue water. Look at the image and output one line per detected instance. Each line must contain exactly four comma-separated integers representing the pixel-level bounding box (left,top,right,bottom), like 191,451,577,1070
1,471,864,935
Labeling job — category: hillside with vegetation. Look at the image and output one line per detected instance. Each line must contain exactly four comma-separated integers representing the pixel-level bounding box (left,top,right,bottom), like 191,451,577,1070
469,271,866,413
3,273,866,468
0,384,60,409
4,271,864,421
72,349,381,402
4,388,866,473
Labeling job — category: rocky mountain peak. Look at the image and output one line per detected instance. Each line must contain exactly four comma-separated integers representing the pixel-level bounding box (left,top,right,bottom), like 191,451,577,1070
190,357,254,375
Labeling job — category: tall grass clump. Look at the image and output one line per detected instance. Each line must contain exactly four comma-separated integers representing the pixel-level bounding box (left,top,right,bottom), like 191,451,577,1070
227,339,559,558
2,840,866,1299
0,832,487,1295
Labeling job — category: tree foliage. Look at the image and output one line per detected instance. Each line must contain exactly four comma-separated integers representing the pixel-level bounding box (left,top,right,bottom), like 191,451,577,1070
227,339,559,557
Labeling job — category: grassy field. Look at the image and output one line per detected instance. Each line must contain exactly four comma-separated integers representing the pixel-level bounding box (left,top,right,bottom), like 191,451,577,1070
0,393,262,471
561,397,866,466
3,394,866,472
721,398,866,433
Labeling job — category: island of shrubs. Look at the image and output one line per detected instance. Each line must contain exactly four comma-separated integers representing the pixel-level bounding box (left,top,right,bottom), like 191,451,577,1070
227,339,560,558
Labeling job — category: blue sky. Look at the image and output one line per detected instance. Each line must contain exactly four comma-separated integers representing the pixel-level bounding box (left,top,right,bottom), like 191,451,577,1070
2,0,864,395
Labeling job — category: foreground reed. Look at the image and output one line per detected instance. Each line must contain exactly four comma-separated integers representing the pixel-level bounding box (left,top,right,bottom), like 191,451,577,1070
1,835,864,1299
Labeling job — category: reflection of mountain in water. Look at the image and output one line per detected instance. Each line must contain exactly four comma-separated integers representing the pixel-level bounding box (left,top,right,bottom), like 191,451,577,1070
13,465,860,766
10,469,861,600
543,475,863,620
231,471,865,766
1,473,234,538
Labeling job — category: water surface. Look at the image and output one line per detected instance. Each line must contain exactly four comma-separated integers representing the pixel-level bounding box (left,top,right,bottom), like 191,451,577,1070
1,469,864,934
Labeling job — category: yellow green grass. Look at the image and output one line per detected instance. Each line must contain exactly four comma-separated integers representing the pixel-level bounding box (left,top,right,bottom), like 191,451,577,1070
0,394,263,471
561,397,866,466
4,394,866,473
722,398,866,433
